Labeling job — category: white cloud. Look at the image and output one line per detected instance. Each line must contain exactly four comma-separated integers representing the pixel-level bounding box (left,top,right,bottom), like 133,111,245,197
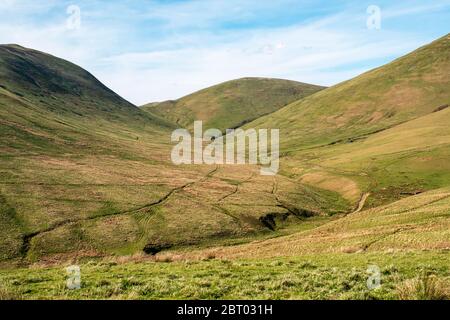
383,2,450,19
99,23,424,104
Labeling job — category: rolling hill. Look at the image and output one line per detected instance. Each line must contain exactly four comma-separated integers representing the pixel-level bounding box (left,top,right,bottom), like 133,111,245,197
142,77,325,132
0,45,344,264
247,34,450,151
0,34,449,300
0,44,150,120
0,44,174,155
245,33,450,208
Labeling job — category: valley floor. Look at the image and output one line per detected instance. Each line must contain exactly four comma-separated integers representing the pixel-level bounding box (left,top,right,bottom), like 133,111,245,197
1,187,449,300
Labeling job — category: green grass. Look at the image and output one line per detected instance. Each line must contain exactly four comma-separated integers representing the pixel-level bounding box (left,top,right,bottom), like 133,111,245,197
0,36,450,301
0,251,448,300
246,34,450,151
0,46,346,264
281,106,450,208
142,77,325,132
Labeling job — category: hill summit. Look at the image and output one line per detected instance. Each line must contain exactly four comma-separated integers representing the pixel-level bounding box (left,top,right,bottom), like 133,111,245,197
0,44,146,120
142,77,325,132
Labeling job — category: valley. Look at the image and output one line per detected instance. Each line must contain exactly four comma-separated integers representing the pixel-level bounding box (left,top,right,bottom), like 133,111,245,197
0,34,449,300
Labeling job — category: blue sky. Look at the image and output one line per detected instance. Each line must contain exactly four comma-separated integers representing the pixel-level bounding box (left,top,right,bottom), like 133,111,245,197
0,0,449,104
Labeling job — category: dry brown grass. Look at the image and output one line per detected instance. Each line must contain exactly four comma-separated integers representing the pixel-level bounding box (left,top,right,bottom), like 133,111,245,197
154,254,174,263
166,188,450,260
299,171,361,203
0,287,22,300
396,274,449,300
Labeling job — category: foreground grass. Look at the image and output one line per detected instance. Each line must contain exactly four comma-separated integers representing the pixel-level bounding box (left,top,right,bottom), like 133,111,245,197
0,251,448,300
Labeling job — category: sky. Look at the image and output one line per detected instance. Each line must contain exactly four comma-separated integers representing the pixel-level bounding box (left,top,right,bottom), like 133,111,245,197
0,0,449,105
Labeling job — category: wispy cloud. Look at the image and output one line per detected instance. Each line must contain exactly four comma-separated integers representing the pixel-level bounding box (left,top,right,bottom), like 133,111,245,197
0,0,449,105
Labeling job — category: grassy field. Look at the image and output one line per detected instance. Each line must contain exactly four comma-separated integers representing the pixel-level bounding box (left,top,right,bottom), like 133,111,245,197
0,251,448,300
164,188,450,260
1,188,448,300
279,104,450,209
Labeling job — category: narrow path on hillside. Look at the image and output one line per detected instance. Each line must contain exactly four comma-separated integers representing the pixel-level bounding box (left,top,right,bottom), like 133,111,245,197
352,193,370,214
19,166,219,260
271,177,316,218
361,226,415,252
217,172,255,203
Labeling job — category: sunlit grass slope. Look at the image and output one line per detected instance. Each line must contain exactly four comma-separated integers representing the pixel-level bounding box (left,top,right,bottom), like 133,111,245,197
167,187,450,260
0,33,449,300
0,45,346,264
245,34,450,208
248,34,450,151
1,251,448,300
142,77,325,132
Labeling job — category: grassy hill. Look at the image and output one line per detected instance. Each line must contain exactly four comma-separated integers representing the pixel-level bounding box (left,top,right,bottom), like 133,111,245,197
0,34,449,300
0,44,151,121
0,44,174,155
0,45,345,264
247,34,450,151
245,34,450,208
142,77,325,132
287,105,450,208
176,187,450,260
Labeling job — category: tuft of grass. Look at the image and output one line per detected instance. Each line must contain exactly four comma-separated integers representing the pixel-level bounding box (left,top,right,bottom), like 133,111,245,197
0,286,22,300
155,255,173,263
396,274,449,300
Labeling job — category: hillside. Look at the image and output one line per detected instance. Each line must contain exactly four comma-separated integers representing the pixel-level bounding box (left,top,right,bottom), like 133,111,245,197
174,187,450,260
0,44,144,120
245,33,450,208
0,46,344,264
0,44,174,155
0,34,449,300
142,77,325,132
247,34,450,150
289,106,450,208
2,186,448,299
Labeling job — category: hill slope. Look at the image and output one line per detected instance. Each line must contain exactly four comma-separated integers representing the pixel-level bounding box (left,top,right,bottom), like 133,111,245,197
0,46,344,263
243,34,450,208
173,186,450,260
247,34,450,151
142,77,325,132
294,106,450,207
1,36,449,301
0,44,144,120
0,44,173,154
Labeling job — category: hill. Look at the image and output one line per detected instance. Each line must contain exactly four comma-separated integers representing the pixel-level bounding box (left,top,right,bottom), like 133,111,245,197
2,187,448,299
0,44,173,154
0,44,144,120
0,46,343,264
247,34,450,150
142,77,325,132
0,35,449,300
177,186,450,260
290,105,450,208
245,33,450,207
